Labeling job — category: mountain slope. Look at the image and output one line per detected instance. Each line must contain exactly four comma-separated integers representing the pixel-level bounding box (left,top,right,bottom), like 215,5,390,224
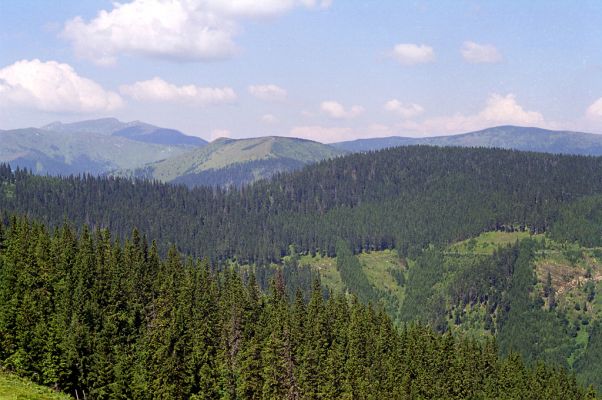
0,127,191,175
333,125,602,155
42,118,207,147
126,136,347,186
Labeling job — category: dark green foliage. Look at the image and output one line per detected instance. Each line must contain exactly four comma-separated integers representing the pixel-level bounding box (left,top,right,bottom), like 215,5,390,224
335,240,379,304
3,145,602,263
575,321,602,392
549,195,602,247
496,240,575,368
0,216,593,399
400,248,447,327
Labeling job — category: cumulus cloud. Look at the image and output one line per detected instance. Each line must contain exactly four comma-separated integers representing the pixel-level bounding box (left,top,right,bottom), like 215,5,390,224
0,59,122,113
586,98,602,119
391,43,435,65
461,41,502,64
261,114,278,124
205,0,332,18
62,0,332,65
399,93,545,135
119,77,237,105
384,99,424,118
210,128,232,141
289,125,352,143
248,84,287,101
320,101,364,119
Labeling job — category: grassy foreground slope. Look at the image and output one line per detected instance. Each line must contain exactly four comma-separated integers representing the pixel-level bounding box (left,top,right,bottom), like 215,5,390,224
0,372,69,400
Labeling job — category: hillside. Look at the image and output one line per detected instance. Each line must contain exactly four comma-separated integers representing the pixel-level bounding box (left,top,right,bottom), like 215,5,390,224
283,229,602,390
333,125,602,155
0,127,192,175
42,118,207,147
2,146,602,395
0,118,208,176
0,216,594,399
124,136,347,187
3,145,602,264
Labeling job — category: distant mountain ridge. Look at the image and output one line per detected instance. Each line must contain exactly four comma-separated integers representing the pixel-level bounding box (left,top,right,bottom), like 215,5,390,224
4,120,602,186
332,125,602,156
0,118,207,176
42,118,207,147
121,136,347,187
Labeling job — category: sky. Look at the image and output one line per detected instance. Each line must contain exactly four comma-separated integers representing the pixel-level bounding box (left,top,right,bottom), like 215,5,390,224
1,0,602,143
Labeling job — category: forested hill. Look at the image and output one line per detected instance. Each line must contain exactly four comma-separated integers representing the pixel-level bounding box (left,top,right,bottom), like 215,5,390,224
333,125,602,155
2,146,602,264
0,217,593,399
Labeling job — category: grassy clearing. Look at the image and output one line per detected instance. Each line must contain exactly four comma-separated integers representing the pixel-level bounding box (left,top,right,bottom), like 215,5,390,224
0,372,69,400
298,253,344,293
448,231,534,255
299,250,407,306
358,250,405,303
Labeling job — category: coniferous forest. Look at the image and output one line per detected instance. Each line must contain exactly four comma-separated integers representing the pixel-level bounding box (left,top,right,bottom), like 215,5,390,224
2,145,602,398
2,146,602,262
0,217,596,399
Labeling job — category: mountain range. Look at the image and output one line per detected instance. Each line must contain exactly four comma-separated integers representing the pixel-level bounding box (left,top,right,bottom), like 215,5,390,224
332,125,602,155
0,118,206,176
2,118,602,186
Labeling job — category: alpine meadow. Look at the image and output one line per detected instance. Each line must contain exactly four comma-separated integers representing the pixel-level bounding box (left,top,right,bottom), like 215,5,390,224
1,1,602,399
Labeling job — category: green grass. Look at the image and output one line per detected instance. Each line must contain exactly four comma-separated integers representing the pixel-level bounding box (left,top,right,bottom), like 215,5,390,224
0,372,69,400
447,231,534,255
298,253,344,293
358,250,406,303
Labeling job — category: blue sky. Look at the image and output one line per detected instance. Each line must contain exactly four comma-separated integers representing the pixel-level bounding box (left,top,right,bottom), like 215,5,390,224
1,0,601,142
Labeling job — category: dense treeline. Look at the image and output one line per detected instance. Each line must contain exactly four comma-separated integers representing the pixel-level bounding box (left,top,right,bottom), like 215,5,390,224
549,195,602,247
0,216,596,399
2,146,602,263
171,158,307,188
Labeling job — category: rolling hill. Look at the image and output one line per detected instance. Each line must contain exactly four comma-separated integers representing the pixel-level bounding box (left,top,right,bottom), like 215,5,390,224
0,127,194,175
42,117,207,146
333,125,602,155
123,136,347,187
0,118,207,176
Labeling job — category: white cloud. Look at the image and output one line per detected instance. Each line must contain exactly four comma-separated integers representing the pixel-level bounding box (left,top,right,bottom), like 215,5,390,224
205,0,332,18
384,99,424,118
586,98,602,119
248,84,287,101
0,59,122,113
289,125,352,143
120,77,237,105
62,0,332,65
391,43,435,65
461,41,502,64
399,93,545,135
210,129,231,141
261,114,278,124
320,101,364,119
478,94,543,124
